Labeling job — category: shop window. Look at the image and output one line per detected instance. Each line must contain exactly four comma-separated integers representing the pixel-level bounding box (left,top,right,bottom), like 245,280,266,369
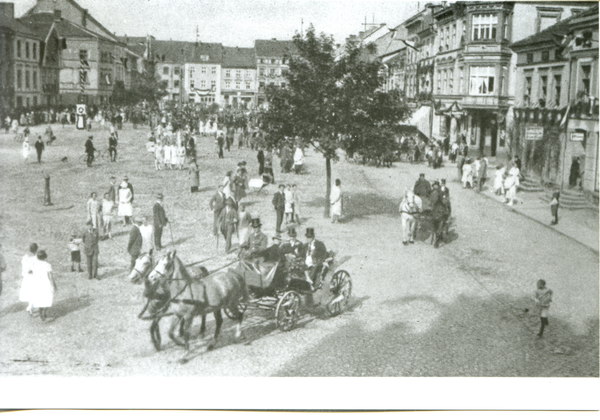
472,14,497,41
469,66,495,95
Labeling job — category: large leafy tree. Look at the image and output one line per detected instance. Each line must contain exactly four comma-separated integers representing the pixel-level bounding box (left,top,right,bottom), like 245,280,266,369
260,25,411,216
129,60,168,105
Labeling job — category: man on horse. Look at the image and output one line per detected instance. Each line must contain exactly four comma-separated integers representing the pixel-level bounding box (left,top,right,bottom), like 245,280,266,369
399,189,422,246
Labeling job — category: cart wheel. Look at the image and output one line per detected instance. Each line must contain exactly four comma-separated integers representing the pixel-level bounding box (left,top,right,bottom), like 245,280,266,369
224,302,248,320
327,270,352,316
275,291,301,332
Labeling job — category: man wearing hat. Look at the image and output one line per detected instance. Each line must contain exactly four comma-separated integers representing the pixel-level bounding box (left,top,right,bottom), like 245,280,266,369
108,131,118,162
218,198,238,253
440,179,450,198
280,227,303,258
430,181,441,205
302,228,328,290
240,218,268,259
153,193,169,251
413,173,431,199
123,175,134,202
127,217,143,270
84,135,96,167
209,185,226,236
82,220,100,280
272,184,286,233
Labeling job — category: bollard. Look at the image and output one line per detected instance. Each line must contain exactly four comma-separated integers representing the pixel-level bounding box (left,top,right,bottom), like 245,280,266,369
44,173,53,206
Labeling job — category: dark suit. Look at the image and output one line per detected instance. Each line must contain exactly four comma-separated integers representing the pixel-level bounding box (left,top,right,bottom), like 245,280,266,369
217,207,238,253
83,228,99,279
84,139,95,166
240,230,268,258
153,202,168,249
127,225,143,269
302,239,328,284
209,192,226,236
272,191,285,233
414,179,431,199
107,182,119,203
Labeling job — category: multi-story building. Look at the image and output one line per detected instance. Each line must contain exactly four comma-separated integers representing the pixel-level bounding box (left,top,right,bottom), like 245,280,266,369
428,1,589,158
21,0,136,105
255,39,297,106
221,47,256,108
511,5,598,195
0,2,44,109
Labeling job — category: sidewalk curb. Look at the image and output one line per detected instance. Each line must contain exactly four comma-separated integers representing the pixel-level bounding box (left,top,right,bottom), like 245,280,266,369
477,189,599,256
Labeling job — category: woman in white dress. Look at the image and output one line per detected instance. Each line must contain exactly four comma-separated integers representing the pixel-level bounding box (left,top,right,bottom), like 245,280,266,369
30,250,56,321
163,138,173,169
493,164,506,195
174,143,183,169
292,184,302,224
22,138,30,162
19,243,38,314
118,181,133,225
461,159,473,188
284,184,294,224
504,163,520,206
223,171,233,199
330,178,343,223
154,137,163,170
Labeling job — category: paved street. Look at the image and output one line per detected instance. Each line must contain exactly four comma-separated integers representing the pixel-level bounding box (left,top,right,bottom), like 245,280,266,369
0,125,597,378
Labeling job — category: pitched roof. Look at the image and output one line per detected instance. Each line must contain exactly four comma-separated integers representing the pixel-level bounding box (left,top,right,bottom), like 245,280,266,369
19,13,117,44
254,39,297,57
150,40,223,64
222,47,255,69
510,4,598,49
0,14,42,39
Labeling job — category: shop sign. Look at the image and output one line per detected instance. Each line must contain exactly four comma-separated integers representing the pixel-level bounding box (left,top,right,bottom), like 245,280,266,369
525,126,544,141
571,132,586,142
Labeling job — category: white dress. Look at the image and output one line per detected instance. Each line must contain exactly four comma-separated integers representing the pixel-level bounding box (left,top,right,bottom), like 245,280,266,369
284,189,294,213
223,176,232,198
19,254,37,302
176,145,185,166
462,164,473,186
494,167,506,192
139,224,154,253
330,185,342,217
293,147,304,167
22,140,30,160
30,260,54,308
163,143,172,163
118,187,133,217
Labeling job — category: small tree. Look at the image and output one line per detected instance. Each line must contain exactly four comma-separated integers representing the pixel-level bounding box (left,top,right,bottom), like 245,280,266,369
130,60,168,106
260,26,411,216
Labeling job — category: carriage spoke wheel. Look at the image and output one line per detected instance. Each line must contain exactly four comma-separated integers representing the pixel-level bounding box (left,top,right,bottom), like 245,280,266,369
327,270,352,316
224,302,248,320
275,291,301,332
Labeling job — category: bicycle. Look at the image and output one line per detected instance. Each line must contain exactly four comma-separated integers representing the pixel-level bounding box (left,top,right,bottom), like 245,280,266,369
79,149,110,165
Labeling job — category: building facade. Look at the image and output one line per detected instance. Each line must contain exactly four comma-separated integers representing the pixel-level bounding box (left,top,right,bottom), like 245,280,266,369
221,47,257,108
255,39,296,107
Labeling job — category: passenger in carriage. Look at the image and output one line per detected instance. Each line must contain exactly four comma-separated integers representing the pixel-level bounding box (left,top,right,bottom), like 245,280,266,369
239,218,268,260
279,227,303,258
301,228,328,290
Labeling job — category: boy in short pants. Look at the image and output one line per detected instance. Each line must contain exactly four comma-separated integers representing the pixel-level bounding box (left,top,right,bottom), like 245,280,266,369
69,234,83,272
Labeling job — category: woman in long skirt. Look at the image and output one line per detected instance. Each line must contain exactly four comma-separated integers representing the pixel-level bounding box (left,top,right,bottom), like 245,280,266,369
163,138,172,169
169,142,178,169
154,138,163,170
20,243,38,314
118,181,133,224
292,184,302,225
22,138,30,162
30,250,57,321
176,143,186,170
330,179,343,223
493,164,506,195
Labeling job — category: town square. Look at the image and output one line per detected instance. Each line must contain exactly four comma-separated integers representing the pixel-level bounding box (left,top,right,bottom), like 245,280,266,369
0,0,599,411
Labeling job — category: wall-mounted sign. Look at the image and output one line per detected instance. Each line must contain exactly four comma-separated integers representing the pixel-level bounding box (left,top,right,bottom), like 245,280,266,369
525,126,544,141
571,132,585,142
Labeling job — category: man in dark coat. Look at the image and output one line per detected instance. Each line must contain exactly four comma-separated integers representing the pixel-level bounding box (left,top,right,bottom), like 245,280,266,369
217,129,224,158
257,148,265,176
34,136,45,163
127,217,143,270
272,184,286,233
123,175,134,202
209,185,226,236
82,221,100,280
84,136,95,167
414,173,432,199
108,132,118,162
153,193,169,250
240,218,268,259
107,176,119,202
302,227,328,290
218,198,238,253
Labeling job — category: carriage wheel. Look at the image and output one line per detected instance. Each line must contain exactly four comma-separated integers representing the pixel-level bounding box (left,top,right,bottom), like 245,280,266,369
150,319,162,351
327,270,352,316
224,302,248,320
275,291,301,332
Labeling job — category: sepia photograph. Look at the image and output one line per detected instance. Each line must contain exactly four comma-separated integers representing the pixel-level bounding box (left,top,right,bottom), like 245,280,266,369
0,0,598,411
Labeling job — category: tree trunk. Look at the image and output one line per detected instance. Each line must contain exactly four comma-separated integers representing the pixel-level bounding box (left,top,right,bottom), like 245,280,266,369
324,157,331,218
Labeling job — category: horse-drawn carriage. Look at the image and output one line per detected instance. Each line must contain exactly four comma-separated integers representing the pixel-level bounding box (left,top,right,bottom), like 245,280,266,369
225,249,352,331
129,247,352,352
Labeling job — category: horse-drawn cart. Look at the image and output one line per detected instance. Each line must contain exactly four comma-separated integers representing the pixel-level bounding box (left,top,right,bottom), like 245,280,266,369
224,252,352,331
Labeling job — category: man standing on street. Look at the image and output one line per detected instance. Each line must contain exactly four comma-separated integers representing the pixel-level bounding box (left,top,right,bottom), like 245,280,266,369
414,173,431,200
399,190,422,245
153,193,169,251
209,185,226,236
108,132,118,162
272,184,286,233
218,198,238,254
83,221,100,279
107,175,119,203
123,175,134,202
257,148,265,176
85,136,95,167
34,136,45,164
127,217,143,270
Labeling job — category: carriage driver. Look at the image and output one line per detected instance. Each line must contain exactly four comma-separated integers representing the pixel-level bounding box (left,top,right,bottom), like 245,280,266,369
239,218,268,262
302,228,328,290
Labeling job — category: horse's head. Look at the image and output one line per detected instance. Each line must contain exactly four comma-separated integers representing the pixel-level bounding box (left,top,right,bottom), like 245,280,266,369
148,249,176,285
129,253,153,284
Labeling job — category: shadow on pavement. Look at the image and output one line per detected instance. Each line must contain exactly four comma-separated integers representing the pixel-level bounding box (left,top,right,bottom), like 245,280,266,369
274,293,599,377
341,192,401,223
48,296,93,320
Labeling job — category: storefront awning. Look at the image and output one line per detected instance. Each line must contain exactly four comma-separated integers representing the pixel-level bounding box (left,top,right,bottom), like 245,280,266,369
405,105,431,140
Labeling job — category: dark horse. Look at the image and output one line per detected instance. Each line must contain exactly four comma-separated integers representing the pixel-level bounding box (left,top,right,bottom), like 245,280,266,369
421,195,451,248
147,250,247,351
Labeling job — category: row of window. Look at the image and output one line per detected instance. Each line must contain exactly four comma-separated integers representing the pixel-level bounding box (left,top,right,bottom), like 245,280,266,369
189,80,217,89
15,95,39,108
258,67,283,77
257,58,287,65
223,81,252,90
523,64,592,108
224,69,252,78
16,40,38,61
15,68,38,90
188,66,217,76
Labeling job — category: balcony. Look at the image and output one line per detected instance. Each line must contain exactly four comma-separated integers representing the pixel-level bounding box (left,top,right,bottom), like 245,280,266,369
462,95,509,109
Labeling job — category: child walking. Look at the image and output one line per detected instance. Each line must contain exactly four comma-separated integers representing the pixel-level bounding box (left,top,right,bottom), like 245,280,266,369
550,191,559,225
68,233,83,272
532,279,553,338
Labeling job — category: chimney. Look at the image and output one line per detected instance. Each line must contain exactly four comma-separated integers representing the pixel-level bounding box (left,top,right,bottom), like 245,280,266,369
53,9,62,21
0,3,15,20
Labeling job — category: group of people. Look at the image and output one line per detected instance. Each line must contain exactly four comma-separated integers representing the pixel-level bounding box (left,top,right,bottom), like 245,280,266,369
18,243,57,320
